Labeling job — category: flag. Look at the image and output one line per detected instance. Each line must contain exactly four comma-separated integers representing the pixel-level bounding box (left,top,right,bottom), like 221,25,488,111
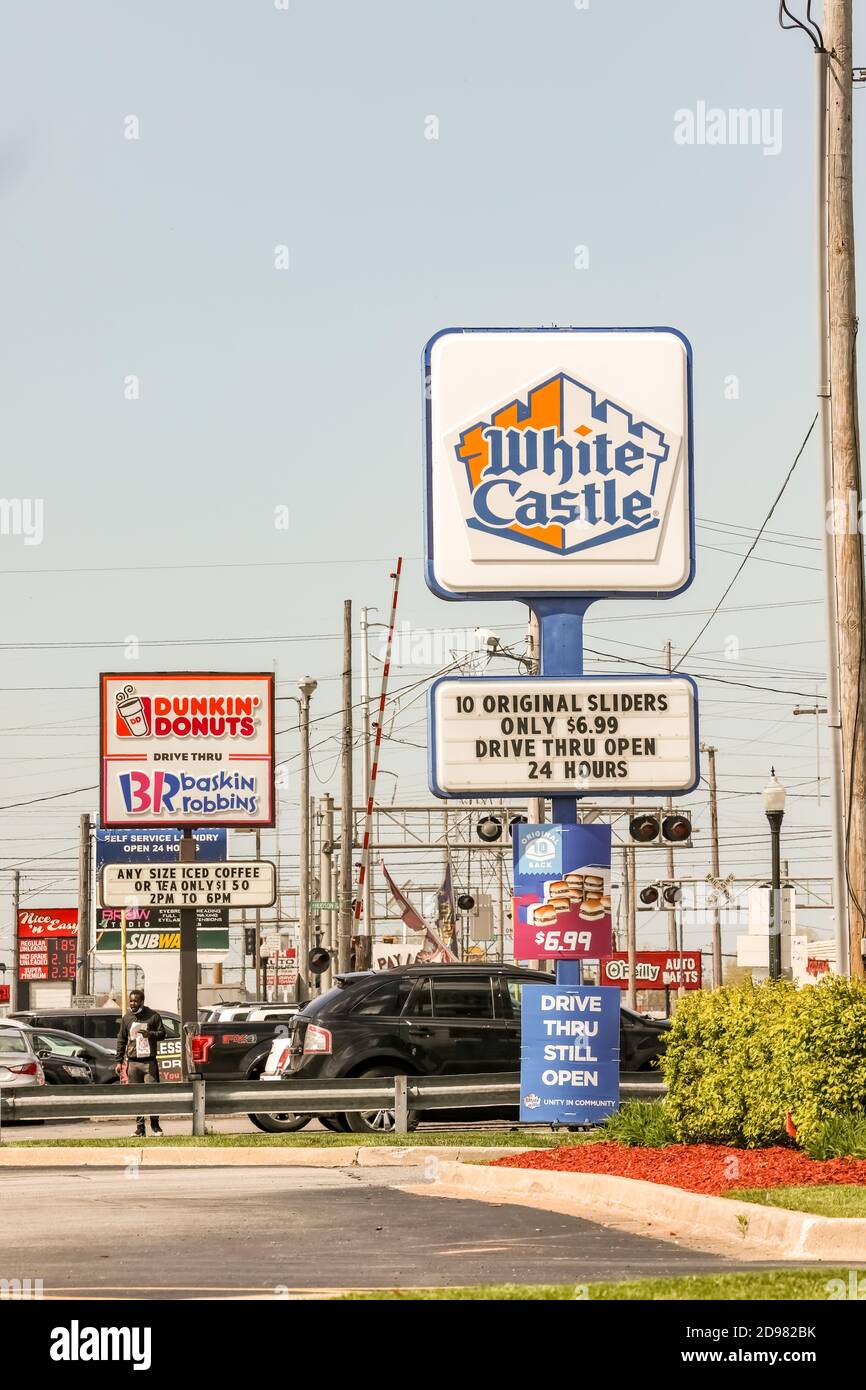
379,861,425,931
380,860,457,963
437,860,460,959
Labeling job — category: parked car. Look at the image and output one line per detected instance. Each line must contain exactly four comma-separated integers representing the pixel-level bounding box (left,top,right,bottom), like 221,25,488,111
186,1013,310,1134
198,1002,300,1025
9,1006,184,1080
28,1027,117,1084
275,964,670,1134
0,1026,45,1089
0,1020,94,1085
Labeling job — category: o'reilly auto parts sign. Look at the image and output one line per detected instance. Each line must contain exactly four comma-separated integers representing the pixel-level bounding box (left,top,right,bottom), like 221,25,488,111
100,673,275,829
424,327,693,600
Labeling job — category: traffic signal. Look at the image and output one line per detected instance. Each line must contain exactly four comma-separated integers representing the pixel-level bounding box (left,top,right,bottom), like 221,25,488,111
638,881,682,909
308,947,331,975
628,811,692,847
457,893,476,911
630,813,661,844
244,926,256,958
508,815,528,840
475,815,502,842
662,814,692,844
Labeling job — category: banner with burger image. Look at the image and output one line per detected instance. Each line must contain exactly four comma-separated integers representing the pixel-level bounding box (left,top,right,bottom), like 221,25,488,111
513,823,613,961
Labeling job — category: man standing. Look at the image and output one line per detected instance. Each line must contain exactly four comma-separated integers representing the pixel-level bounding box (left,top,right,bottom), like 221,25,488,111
115,989,166,1138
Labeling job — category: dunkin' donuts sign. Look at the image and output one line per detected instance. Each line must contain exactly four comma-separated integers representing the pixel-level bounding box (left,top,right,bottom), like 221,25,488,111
100,673,275,829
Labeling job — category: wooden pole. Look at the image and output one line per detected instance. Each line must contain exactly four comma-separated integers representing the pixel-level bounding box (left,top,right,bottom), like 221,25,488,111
625,843,637,1011
664,641,678,951
75,813,91,999
703,745,723,988
826,0,865,976
339,599,354,973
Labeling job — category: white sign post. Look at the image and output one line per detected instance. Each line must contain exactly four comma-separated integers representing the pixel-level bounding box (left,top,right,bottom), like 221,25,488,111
101,860,277,910
429,675,698,797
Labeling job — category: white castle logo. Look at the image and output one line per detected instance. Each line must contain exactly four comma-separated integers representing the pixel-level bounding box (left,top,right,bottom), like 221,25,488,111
453,372,679,557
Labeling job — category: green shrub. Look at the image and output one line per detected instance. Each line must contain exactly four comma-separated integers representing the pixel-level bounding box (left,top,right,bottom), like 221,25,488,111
604,1100,675,1147
661,977,866,1148
801,1115,866,1161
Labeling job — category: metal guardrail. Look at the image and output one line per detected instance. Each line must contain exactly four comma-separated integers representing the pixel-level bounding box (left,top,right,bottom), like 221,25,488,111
0,1071,665,1136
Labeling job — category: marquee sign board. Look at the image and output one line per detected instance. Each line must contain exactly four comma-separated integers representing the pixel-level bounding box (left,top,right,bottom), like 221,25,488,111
424,327,693,600
100,673,275,829
100,860,277,910
429,674,699,797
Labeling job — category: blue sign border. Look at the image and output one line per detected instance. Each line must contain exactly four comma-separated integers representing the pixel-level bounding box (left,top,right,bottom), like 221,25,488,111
422,325,695,603
427,671,700,800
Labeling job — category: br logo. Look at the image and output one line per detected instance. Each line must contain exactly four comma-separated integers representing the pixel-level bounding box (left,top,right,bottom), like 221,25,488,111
453,372,673,556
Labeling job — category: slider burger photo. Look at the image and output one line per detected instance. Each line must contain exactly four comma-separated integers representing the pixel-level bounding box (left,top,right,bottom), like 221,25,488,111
532,903,558,926
547,880,571,900
579,899,607,922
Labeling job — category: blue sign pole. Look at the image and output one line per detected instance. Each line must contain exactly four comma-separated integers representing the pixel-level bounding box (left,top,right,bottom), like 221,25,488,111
530,597,594,990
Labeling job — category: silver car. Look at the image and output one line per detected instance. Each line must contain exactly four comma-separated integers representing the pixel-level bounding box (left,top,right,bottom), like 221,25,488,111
0,1027,45,1088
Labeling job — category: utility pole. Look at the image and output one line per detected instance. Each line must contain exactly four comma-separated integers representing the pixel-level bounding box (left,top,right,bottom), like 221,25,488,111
254,826,263,1000
11,870,20,1012
339,599,354,973
826,0,865,977
318,793,335,991
793,701,828,804
663,641,678,950
624,843,637,1011
178,829,198,1068
296,676,317,1000
75,812,91,1000
701,744,723,989
780,0,849,980
360,608,375,948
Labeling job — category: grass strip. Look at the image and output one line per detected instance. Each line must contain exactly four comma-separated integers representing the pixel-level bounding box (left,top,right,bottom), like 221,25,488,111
728,1185,866,1218
341,1269,848,1301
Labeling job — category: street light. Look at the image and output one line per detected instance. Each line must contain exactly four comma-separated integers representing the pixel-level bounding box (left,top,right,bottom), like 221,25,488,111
761,768,787,980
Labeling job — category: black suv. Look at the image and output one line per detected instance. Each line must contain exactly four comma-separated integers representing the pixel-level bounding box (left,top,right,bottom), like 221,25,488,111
280,964,669,1134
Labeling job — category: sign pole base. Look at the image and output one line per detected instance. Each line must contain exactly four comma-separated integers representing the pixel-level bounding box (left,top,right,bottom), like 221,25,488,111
531,599,593,988
179,830,198,1074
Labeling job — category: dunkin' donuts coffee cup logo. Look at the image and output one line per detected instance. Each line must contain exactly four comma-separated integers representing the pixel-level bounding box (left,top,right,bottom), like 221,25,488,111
452,372,677,557
116,685,150,737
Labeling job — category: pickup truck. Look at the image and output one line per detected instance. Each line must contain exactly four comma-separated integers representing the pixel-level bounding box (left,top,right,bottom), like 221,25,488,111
185,1011,311,1133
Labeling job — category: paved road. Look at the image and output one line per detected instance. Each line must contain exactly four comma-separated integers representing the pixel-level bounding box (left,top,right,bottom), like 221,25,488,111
1,1164,756,1298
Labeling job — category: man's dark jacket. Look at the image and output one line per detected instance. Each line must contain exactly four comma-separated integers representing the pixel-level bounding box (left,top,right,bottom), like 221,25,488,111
115,1006,166,1063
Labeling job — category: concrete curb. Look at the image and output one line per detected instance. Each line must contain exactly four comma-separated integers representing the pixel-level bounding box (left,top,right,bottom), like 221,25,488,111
422,1161,866,1262
0,1144,541,1169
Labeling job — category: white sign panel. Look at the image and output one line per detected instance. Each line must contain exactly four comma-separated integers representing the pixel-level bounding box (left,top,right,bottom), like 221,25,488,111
424,327,693,598
429,676,698,796
101,860,277,909
100,673,275,828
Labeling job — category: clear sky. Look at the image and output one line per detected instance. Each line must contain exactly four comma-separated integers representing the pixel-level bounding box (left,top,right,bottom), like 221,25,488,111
1,0,864,970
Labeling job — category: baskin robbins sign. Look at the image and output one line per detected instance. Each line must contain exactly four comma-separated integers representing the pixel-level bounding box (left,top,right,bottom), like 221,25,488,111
424,327,693,599
100,673,275,829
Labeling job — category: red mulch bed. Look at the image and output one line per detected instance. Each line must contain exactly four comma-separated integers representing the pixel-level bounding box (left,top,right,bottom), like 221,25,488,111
493,1142,866,1194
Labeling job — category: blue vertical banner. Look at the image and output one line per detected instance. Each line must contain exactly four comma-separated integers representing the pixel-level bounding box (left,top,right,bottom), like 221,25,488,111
513,822,612,961
520,983,620,1124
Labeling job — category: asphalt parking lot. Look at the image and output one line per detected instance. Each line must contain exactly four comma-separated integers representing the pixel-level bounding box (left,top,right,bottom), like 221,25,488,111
0,1164,747,1299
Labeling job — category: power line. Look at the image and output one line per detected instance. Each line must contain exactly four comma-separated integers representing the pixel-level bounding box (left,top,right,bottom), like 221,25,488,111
675,412,819,666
